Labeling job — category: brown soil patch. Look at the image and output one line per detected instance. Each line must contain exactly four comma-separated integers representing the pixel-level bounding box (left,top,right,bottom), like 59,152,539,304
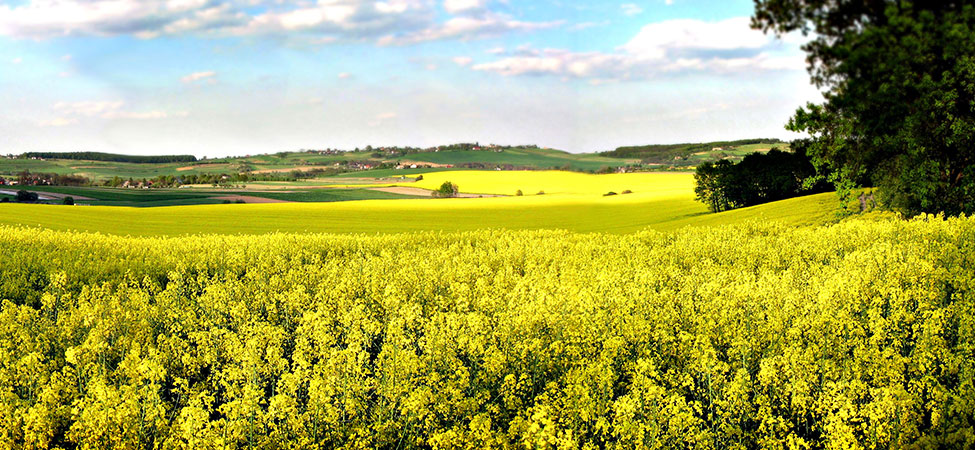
212,195,291,204
177,163,229,171
43,192,95,201
250,166,321,174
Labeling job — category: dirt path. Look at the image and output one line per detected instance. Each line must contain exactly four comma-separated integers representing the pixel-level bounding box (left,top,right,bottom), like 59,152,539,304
250,166,323,174
212,195,291,204
177,163,228,171
0,189,95,201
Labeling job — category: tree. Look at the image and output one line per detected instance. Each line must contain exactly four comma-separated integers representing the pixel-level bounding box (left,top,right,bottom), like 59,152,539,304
432,181,459,198
753,1,975,215
16,190,38,202
694,150,829,213
694,160,735,212
62,196,74,205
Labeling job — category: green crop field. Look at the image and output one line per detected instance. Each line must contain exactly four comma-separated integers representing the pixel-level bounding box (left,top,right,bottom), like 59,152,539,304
14,185,422,207
0,146,646,183
406,148,637,170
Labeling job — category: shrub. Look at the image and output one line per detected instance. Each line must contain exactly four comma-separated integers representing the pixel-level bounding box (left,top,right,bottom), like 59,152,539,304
622,190,633,194
62,196,74,205
16,190,38,202
432,181,459,198
515,190,523,196
536,191,545,195
604,191,618,196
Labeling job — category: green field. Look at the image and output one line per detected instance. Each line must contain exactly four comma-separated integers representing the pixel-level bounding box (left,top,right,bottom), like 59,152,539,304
0,145,648,182
405,147,636,170
14,185,421,207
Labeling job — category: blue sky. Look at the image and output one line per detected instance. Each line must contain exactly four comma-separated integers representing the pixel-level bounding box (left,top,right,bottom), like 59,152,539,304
0,0,818,157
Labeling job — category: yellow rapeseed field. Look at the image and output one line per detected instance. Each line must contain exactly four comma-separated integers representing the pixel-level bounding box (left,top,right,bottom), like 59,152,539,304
398,170,696,197
1,215,973,448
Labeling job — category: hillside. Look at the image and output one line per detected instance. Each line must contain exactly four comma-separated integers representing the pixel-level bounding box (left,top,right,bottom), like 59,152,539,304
1,139,785,183
0,189,840,236
0,146,640,182
600,138,788,165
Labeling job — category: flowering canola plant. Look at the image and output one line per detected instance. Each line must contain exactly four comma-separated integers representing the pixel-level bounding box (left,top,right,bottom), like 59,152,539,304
0,214,972,448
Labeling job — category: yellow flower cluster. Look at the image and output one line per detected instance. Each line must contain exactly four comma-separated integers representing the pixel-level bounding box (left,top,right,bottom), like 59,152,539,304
0,215,972,449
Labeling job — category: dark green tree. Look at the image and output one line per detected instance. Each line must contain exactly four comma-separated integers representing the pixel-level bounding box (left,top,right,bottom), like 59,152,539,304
694,160,735,212
754,1,975,215
16,190,38,202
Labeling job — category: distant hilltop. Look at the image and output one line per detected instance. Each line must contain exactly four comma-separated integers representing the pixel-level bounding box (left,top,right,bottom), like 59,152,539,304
600,138,787,164
20,152,197,164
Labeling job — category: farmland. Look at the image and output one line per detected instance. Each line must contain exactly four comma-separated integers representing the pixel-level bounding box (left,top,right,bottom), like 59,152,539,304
2,153,966,450
0,146,644,183
0,170,842,235
1,214,972,448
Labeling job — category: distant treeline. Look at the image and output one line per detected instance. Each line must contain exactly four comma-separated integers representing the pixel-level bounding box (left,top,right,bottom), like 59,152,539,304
2,171,90,187
21,152,197,164
694,149,832,213
601,138,784,163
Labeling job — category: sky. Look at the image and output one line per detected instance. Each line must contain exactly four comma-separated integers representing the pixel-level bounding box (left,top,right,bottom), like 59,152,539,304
0,0,820,157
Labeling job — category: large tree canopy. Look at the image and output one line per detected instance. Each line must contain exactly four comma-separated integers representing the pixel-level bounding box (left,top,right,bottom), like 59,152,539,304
754,1,975,215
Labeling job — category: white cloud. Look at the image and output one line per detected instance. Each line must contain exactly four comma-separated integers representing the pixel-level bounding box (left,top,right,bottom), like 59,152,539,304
622,17,769,56
452,56,473,66
621,3,643,16
54,101,125,117
0,0,554,44
104,110,188,120
338,72,352,79
472,17,805,81
486,46,505,54
11,57,21,64
444,0,487,15
38,117,79,127
181,70,216,83
369,111,398,127
49,100,185,121
0,0,247,39
378,12,561,45
568,21,609,32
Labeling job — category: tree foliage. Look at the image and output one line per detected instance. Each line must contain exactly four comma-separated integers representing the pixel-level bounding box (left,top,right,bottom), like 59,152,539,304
432,181,459,198
601,138,784,163
21,152,197,164
754,1,975,215
14,190,38,202
694,149,829,212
